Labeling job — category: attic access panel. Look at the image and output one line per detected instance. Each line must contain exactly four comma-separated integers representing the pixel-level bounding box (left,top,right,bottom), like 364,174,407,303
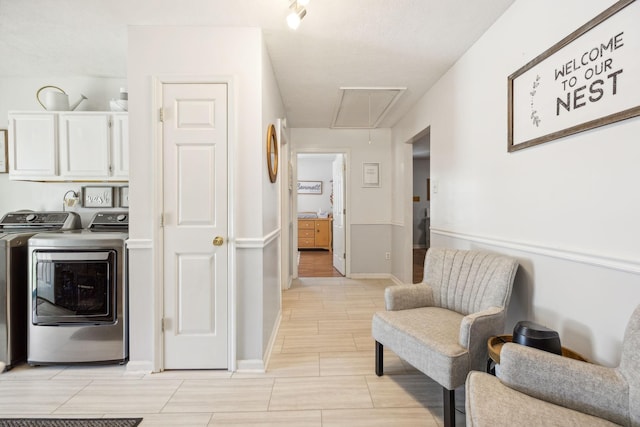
331,87,405,128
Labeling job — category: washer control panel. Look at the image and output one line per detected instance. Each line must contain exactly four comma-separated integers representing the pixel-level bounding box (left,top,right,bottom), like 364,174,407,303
88,211,129,231
0,212,81,230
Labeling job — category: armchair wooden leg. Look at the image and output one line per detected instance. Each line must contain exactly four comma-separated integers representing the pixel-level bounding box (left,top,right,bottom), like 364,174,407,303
443,387,455,427
375,341,383,376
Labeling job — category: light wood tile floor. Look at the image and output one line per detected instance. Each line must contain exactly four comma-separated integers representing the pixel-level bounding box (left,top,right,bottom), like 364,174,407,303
0,277,465,426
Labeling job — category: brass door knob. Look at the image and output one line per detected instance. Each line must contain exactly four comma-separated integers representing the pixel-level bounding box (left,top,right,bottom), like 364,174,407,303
213,236,224,246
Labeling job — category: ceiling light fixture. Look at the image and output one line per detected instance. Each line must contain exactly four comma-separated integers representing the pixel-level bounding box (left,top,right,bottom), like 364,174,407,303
287,0,308,30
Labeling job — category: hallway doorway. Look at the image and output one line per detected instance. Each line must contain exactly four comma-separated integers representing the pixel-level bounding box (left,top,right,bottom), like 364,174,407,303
412,127,430,283
296,152,347,278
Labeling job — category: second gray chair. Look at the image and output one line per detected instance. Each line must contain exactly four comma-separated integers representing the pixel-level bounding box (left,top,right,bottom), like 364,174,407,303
466,303,640,426
372,247,519,427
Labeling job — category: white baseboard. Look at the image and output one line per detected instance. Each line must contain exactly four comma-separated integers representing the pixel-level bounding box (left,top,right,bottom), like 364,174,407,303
236,359,266,373
389,274,404,286
262,310,282,372
349,273,393,280
125,360,153,373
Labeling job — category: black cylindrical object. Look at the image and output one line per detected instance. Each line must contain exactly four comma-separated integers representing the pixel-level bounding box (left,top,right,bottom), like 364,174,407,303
513,321,562,355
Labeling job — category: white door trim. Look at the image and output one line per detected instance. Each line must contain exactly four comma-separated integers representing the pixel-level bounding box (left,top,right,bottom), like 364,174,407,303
278,119,292,290
152,75,237,372
292,147,351,278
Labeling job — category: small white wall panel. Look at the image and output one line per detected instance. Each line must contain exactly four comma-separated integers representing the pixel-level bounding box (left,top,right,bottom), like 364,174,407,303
176,100,216,129
177,145,215,226
177,254,216,335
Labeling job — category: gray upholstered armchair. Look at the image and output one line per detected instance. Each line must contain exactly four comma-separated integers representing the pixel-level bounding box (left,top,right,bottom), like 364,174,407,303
466,304,640,426
372,248,519,427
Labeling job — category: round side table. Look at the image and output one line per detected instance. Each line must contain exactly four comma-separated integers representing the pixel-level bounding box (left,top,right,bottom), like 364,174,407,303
486,334,588,374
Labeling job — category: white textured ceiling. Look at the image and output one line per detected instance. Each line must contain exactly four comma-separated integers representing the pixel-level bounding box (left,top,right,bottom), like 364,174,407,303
0,0,514,128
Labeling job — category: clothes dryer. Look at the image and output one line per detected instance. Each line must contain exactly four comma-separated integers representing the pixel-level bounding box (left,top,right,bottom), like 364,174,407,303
27,211,128,365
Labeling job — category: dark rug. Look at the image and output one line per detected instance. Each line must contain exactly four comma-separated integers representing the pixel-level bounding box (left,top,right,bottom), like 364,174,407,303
0,419,142,427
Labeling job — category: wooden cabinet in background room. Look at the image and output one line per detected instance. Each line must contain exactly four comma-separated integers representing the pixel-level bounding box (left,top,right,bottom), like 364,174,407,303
298,218,332,251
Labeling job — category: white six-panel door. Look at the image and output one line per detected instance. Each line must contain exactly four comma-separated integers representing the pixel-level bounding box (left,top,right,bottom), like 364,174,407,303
162,82,228,369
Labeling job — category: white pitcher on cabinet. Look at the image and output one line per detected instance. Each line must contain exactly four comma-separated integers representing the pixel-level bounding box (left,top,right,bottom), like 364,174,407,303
36,85,87,111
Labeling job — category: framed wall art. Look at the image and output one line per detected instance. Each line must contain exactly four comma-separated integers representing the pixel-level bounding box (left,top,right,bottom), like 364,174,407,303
362,162,380,187
266,123,278,183
297,181,322,194
119,186,129,208
508,0,640,152
83,186,114,208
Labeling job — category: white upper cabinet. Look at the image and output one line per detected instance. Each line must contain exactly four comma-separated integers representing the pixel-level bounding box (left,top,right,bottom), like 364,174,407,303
8,112,58,179
110,114,129,180
8,111,128,182
59,112,111,179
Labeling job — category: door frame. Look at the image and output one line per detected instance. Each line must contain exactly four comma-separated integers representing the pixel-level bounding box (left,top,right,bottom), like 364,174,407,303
278,119,292,290
292,148,351,278
407,125,430,285
152,75,237,372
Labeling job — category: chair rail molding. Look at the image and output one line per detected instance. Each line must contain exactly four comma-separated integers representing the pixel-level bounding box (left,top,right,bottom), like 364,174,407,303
431,228,640,274
236,228,281,249
125,238,153,249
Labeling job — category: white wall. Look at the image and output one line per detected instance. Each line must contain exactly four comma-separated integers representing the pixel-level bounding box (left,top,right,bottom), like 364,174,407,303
128,26,283,371
297,154,335,214
392,0,640,365
0,77,126,120
390,132,412,283
292,128,394,275
260,38,286,359
261,41,285,236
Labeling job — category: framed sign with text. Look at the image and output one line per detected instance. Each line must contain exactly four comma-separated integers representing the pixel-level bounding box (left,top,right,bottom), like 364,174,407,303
83,186,114,208
508,0,640,152
297,181,323,194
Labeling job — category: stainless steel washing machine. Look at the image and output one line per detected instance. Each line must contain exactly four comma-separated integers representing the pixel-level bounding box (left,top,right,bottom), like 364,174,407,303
0,211,81,369
27,211,129,365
